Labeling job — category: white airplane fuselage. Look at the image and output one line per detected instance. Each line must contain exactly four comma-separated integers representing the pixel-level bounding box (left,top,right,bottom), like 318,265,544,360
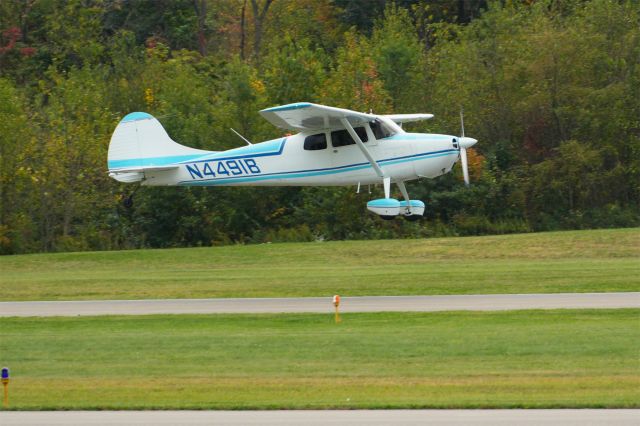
108,104,477,219
141,131,460,188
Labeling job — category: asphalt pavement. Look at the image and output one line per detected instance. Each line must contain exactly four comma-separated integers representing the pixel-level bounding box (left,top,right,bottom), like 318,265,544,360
1,410,638,426
0,292,638,316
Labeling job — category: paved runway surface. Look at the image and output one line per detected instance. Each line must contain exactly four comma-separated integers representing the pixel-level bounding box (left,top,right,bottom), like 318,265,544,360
1,410,638,425
1,292,638,317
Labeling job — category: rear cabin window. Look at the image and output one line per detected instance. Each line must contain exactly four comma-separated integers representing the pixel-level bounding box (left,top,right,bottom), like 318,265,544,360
304,133,327,150
370,119,393,139
331,127,368,147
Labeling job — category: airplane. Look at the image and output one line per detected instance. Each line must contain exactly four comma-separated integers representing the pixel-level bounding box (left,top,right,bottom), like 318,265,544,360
107,102,477,220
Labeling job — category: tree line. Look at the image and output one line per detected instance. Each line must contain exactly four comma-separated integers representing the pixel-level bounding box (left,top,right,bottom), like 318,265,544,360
0,0,638,254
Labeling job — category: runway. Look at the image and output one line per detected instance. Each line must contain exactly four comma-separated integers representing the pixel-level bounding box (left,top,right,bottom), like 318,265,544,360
1,292,638,317
1,410,638,425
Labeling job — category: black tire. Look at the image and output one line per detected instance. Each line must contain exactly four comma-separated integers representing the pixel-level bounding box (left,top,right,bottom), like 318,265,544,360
123,195,134,209
380,215,396,221
403,214,422,222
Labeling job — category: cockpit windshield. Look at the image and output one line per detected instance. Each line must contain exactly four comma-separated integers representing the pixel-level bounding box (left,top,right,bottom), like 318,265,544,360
370,119,395,139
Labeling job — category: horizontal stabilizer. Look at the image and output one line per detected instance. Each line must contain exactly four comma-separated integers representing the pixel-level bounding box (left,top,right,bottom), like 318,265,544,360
108,171,144,183
108,165,181,183
109,165,179,174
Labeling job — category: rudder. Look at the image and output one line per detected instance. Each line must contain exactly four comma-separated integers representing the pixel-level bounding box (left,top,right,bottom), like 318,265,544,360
107,112,211,181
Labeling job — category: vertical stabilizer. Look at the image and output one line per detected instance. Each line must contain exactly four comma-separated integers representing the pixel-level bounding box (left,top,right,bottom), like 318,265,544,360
107,112,212,182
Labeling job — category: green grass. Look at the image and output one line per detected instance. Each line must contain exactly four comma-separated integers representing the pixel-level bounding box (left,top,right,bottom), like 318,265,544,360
0,310,638,409
1,228,638,301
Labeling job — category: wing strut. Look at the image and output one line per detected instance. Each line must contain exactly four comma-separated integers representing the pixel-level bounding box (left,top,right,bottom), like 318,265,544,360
339,117,391,199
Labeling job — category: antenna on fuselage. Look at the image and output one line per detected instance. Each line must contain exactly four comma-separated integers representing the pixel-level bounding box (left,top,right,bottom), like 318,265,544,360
230,128,253,145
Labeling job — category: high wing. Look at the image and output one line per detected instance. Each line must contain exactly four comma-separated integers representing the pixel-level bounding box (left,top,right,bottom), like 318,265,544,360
260,102,377,131
260,102,433,131
383,113,433,124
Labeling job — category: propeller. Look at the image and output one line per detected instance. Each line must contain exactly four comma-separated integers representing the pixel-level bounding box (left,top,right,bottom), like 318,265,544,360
458,108,477,186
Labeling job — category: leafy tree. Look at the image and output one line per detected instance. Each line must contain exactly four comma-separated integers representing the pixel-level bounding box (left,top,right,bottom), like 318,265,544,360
0,0,638,254
262,35,326,105
371,3,426,111
264,0,346,52
220,56,274,141
103,0,200,51
0,79,34,253
526,141,628,229
32,66,116,251
322,30,392,112
44,0,106,69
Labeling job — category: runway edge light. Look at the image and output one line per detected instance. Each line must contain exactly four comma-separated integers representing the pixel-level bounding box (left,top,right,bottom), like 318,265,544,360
333,295,341,323
1,367,8,408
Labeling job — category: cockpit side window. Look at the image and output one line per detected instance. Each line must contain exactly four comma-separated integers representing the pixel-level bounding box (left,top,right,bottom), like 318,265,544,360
370,119,394,139
304,133,327,150
331,127,368,147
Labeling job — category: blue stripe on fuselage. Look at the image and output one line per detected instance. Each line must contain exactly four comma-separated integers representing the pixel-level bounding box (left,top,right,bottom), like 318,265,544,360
108,154,202,169
107,138,287,170
179,149,458,186
180,138,287,163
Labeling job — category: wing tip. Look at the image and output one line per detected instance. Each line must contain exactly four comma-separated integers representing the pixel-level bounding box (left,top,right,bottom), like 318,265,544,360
260,102,313,113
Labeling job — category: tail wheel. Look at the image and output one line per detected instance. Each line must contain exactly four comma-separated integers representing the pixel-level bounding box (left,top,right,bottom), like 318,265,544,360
123,194,134,209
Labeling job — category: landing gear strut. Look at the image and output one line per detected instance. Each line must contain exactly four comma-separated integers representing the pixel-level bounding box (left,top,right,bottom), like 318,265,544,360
397,181,424,221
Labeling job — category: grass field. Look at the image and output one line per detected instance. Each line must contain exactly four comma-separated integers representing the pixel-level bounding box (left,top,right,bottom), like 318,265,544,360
1,228,638,301
0,309,638,409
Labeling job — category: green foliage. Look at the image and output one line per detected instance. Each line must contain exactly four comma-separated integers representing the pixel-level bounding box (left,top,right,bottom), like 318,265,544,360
103,0,200,50
220,56,273,141
321,29,392,112
263,35,326,104
44,0,106,69
372,3,426,110
264,0,346,52
33,66,116,251
0,79,33,253
0,0,638,254
424,0,640,235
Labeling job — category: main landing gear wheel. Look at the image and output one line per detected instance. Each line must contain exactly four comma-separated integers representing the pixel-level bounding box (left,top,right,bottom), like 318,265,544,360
365,182,426,221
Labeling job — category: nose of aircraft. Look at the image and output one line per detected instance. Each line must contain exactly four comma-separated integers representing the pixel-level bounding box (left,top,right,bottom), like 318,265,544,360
459,137,477,149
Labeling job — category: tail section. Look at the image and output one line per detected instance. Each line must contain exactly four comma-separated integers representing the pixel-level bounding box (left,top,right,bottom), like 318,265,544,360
108,112,212,182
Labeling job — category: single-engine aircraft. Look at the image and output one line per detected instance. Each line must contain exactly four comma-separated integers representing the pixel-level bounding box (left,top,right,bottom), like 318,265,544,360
107,102,477,220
